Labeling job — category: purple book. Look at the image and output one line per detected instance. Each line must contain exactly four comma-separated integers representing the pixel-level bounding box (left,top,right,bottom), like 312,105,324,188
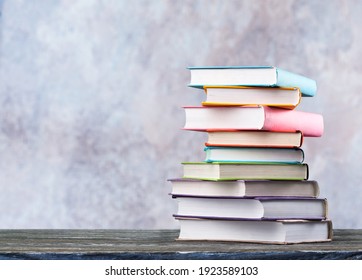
173,195,328,220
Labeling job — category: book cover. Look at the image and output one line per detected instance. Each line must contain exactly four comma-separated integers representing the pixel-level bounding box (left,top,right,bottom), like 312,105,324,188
183,106,324,137
173,196,328,220
175,217,333,244
188,66,317,97
202,86,302,110
168,178,320,198
205,131,304,148
182,162,309,181
204,146,305,164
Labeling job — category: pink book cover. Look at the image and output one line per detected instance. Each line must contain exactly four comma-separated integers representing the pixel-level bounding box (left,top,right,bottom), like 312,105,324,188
183,106,324,137
263,107,324,137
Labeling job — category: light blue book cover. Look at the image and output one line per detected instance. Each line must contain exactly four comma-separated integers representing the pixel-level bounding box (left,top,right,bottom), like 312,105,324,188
276,68,317,98
188,66,317,97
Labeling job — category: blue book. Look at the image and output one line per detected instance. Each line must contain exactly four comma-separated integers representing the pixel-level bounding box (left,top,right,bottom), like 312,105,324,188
204,146,305,164
188,66,317,97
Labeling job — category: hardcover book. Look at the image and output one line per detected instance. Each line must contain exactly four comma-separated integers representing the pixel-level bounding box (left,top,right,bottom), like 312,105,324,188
205,131,304,148
173,196,328,220
176,217,333,244
202,86,301,109
183,106,324,137
169,178,320,198
188,66,317,97
182,162,309,181
204,146,304,164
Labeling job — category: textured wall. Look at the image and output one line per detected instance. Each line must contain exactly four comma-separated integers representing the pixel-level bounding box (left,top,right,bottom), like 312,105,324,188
0,0,361,229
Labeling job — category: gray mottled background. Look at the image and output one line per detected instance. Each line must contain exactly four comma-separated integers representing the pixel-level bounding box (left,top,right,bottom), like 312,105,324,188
0,0,361,229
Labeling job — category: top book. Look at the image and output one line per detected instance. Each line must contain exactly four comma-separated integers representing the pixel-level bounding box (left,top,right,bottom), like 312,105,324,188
188,66,317,97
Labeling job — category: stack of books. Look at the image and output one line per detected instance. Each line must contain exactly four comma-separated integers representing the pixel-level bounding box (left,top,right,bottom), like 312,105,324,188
169,66,333,244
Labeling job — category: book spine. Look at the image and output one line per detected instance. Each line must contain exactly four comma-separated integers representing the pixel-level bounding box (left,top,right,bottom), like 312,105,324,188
263,107,324,137
313,181,320,197
276,68,317,97
324,198,329,219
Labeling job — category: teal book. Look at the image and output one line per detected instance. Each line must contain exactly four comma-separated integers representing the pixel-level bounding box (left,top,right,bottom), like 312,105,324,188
188,66,317,97
204,146,305,164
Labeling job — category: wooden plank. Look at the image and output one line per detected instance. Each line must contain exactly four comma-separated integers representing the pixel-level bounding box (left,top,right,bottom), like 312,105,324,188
0,229,361,259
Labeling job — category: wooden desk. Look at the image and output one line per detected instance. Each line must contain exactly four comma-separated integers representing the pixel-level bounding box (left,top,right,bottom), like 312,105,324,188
0,229,361,260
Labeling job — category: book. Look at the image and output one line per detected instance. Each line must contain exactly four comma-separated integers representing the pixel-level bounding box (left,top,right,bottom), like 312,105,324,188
204,146,304,164
188,66,317,97
183,106,324,137
173,196,328,220
205,131,303,148
182,162,309,181
175,217,333,244
169,178,320,198
202,86,301,109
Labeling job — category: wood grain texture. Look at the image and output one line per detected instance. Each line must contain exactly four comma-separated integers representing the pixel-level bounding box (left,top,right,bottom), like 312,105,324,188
0,229,361,259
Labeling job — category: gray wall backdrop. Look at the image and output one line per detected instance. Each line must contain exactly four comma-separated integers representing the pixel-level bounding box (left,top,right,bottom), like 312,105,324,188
0,0,360,229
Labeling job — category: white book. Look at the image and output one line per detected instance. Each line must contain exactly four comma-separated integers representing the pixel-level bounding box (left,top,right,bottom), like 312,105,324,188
174,196,328,220
176,217,333,244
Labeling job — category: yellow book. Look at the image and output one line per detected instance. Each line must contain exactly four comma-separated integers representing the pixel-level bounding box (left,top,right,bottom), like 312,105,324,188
201,86,302,110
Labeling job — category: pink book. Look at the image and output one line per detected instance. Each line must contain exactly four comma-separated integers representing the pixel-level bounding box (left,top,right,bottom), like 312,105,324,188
183,106,323,137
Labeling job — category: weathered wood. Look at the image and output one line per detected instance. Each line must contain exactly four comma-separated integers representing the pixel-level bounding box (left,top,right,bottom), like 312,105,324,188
0,229,361,259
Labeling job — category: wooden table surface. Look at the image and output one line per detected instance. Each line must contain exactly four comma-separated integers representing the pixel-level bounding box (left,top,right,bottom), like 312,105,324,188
0,229,361,260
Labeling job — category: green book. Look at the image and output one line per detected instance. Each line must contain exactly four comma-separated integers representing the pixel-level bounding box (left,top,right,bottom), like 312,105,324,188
182,162,309,181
